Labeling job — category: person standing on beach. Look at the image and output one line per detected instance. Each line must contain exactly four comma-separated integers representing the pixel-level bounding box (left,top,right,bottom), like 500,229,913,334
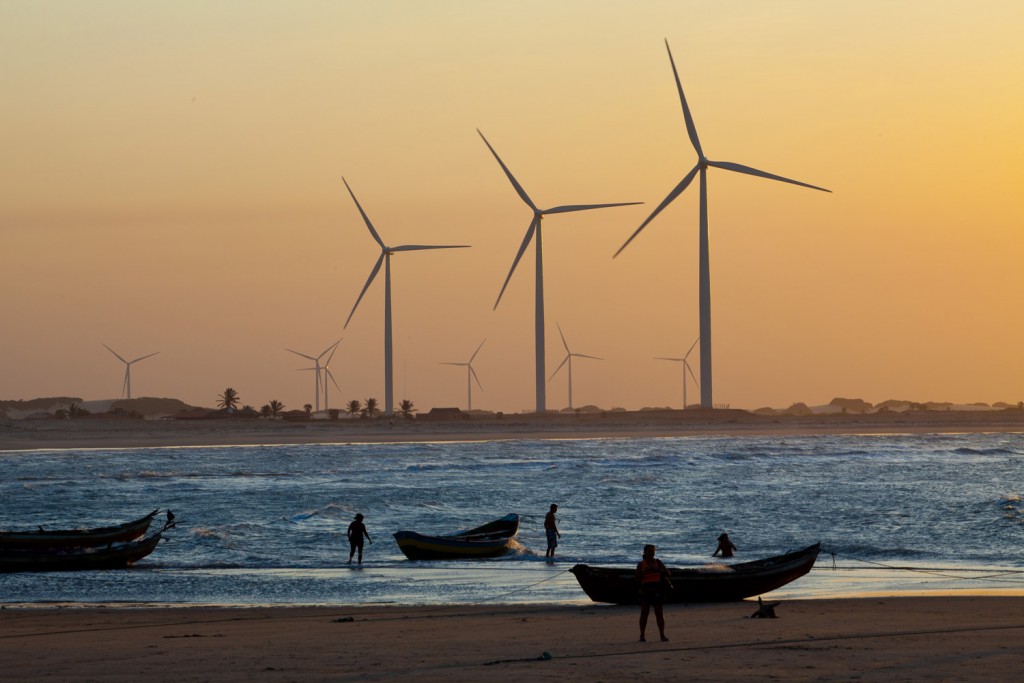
347,513,372,564
712,533,738,558
637,544,671,642
544,504,560,559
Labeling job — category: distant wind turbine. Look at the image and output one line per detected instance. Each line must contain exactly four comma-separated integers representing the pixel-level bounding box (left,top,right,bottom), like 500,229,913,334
478,129,640,413
342,177,470,417
102,344,159,401
615,40,830,409
321,341,342,413
655,336,700,409
548,323,603,411
441,339,485,412
286,338,341,413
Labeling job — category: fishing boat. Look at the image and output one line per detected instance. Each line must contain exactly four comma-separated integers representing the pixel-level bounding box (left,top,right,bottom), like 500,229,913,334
569,543,821,604
393,514,520,560
0,525,172,573
0,509,161,550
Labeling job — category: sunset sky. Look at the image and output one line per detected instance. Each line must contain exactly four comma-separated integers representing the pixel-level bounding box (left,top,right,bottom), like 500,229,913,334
2,1,1022,414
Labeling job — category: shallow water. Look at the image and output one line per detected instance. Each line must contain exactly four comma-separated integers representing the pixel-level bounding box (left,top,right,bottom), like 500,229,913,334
2,433,1023,605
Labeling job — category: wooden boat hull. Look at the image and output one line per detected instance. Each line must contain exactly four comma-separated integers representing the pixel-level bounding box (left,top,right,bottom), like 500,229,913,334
0,530,166,573
0,510,159,550
570,543,821,604
393,514,519,561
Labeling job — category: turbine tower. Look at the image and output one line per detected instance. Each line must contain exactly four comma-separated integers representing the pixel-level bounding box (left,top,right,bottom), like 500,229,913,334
102,344,159,401
615,41,830,408
343,177,469,417
440,339,485,412
286,338,341,413
655,336,700,409
478,129,640,414
548,323,603,411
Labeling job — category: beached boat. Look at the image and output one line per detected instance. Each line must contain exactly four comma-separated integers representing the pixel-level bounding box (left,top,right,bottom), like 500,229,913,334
0,527,170,573
393,514,520,560
569,543,821,604
0,509,160,550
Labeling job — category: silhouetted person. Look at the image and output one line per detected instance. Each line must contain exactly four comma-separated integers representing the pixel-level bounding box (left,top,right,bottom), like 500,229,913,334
544,504,560,559
712,533,737,558
347,513,372,564
637,544,672,642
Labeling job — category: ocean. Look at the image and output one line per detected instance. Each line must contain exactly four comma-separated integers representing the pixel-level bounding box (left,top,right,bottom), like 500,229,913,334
2,432,1023,606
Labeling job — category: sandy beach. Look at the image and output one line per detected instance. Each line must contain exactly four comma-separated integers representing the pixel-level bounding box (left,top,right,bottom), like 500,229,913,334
3,408,1024,451
1,598,1022,681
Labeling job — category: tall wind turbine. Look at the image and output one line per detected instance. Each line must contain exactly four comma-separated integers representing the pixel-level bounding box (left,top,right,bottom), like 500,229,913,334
102,344,159,401
615,41,830,409
478,130,640,413
343,177,469,417
655,336,700,409
440,339,485,412
286,338,341,413
548,323,603,411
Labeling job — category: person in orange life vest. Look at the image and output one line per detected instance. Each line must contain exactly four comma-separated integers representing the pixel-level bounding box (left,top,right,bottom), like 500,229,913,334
636,544,672,642
712,533,738,558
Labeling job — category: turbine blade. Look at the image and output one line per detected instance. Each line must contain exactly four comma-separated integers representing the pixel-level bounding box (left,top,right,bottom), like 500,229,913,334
544,201,643,215
684,336,700,360
326,368,342,392
469,366,484,391
614,163,700,258
556,323,570,354
319,338,342,361
130,351,159,364
342,177,387,249
685,360,701,389
665,39,704,159
391,244,471,252
477,129,537,211
323,339,343,364
285,348,317,361
345,253,385,328
493,217,537,309
707,160,831,193
575,354,603,361
103,344,127,364
655,357,685,362
548,355,570,381
469,338,486,363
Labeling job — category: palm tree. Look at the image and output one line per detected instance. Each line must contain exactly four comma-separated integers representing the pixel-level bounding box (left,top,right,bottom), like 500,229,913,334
268,399,284,417
363,398,379,418
260,404,272,418
398,399,417,419
217,387,240,411
346,399,362,416
304,403,313,415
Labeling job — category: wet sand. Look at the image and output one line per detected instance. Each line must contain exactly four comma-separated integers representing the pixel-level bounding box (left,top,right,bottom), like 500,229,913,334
2,598,1023,681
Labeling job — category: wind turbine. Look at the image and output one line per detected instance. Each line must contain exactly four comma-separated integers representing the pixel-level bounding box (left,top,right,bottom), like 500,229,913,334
321,341,342,413
655,336,700,409
440,339,485,412
342,177,469,417
478,129,640,413
615,40,830,409
102,344,159,400
548,323,603,411
285,338,341,413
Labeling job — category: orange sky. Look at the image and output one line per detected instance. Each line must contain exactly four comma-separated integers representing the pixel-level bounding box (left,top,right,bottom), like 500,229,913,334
2,1,1022,413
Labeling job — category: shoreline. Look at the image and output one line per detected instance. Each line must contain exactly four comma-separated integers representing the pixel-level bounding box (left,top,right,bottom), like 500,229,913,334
3,408,1024,451
3,598,1023,681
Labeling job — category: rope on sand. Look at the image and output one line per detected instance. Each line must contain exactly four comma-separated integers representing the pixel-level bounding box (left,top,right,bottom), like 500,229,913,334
483,651,552,666
823,551,1024,586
